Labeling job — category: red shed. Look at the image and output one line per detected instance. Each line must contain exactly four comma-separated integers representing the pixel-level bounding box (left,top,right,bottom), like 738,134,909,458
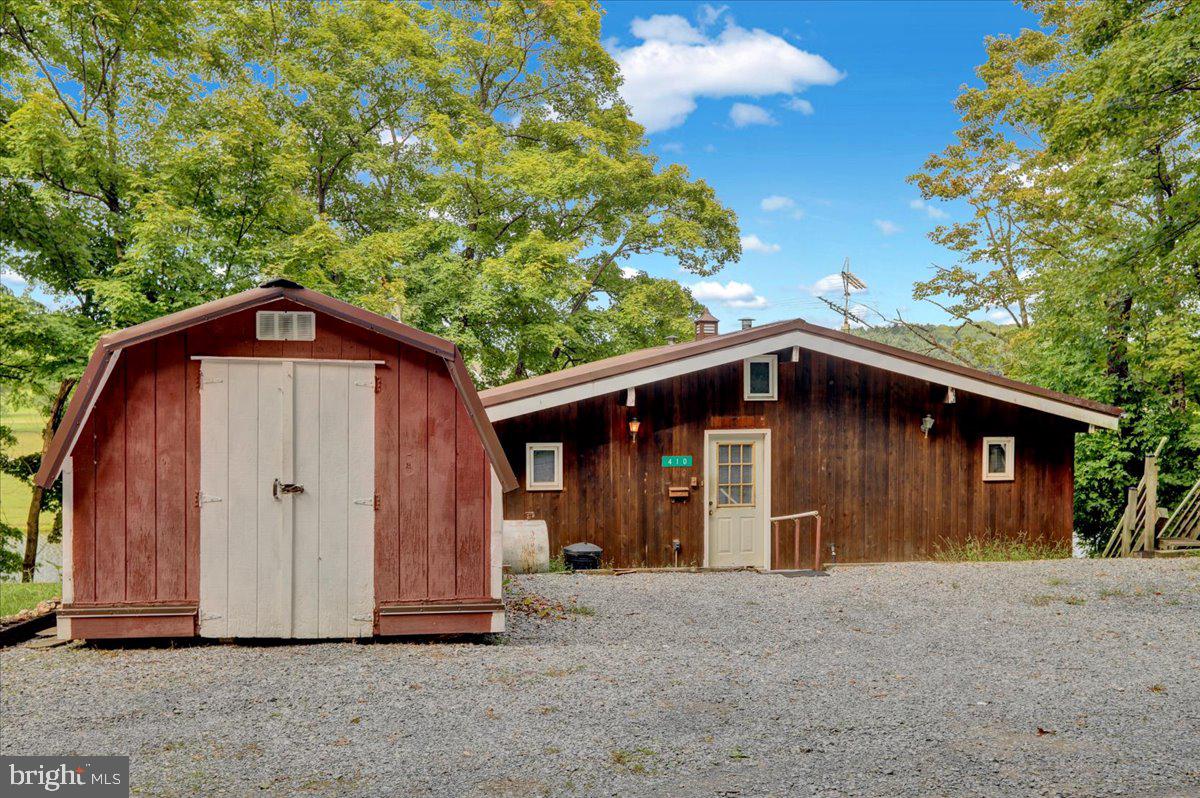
36,280,518,640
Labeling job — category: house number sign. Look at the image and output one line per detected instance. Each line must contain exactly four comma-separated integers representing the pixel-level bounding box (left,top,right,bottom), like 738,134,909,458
661,455,693,468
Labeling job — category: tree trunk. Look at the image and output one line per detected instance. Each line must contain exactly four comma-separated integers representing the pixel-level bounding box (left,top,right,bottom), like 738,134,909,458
21,379,75,582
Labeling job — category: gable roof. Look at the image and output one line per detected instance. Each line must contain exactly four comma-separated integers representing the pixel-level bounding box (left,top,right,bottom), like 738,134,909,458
35,281,519,491
480,317,1123,430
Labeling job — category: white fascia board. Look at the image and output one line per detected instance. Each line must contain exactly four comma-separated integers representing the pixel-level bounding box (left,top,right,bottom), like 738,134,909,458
485,329,1120,430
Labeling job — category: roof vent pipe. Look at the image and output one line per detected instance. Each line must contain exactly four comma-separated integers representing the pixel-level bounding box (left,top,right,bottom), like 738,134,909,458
739,318,754,331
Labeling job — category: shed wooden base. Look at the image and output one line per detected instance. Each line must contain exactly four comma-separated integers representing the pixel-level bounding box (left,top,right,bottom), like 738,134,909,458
58,613,198,640
377,600,504,636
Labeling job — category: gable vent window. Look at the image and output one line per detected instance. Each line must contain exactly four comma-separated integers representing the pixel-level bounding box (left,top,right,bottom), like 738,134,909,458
257,311,316,341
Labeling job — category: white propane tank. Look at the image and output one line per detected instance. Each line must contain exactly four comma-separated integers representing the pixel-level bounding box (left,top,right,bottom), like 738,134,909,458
502,520,550,574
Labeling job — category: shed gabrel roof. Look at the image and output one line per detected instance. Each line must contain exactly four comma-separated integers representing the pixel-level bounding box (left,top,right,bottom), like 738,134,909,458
480,317,1123,430
35,279,519,491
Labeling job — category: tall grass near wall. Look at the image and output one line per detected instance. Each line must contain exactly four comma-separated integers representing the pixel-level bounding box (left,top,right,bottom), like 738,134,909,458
933,531,1071,562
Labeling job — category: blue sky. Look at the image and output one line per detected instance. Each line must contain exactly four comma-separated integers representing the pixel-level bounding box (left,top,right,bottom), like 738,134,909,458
602,0,1037,330
2,2,1039,332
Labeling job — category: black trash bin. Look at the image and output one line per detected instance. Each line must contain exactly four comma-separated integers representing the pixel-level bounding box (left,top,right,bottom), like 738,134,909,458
562,542,603,571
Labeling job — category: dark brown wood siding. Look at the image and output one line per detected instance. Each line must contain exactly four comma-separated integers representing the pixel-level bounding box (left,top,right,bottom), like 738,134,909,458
69,299,492,612
496,347,1079,567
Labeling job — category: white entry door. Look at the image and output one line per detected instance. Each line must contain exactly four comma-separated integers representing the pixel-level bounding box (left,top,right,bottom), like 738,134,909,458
199,358,376,638
707,434,767,568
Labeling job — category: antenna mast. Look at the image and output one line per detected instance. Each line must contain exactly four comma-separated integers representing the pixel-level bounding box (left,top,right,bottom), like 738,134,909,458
825,257,867,332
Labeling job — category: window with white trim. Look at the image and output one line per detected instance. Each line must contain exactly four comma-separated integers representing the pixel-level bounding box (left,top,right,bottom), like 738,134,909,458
526,443,563,491
982,437,1015,481
743,355,778,401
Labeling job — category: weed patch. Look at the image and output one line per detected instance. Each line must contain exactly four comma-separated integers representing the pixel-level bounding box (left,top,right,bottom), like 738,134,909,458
934,532,1070,562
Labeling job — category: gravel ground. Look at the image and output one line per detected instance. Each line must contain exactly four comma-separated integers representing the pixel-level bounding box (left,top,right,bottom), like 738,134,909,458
2,558,1199,797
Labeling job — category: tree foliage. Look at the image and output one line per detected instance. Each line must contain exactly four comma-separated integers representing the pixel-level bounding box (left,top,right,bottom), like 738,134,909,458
0,0,739,575
910,0,1200,550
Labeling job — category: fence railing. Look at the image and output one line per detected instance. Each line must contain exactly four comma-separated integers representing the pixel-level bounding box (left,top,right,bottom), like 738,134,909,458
1099,437,1200,556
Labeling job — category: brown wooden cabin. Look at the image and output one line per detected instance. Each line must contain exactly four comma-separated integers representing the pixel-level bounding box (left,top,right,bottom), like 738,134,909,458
35,280,517,640
481,314,1122,569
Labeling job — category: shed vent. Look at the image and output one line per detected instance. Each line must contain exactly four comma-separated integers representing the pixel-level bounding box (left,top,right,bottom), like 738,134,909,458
257,311,316,341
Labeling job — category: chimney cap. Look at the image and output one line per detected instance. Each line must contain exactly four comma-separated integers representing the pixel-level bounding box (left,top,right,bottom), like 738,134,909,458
739,318,754,330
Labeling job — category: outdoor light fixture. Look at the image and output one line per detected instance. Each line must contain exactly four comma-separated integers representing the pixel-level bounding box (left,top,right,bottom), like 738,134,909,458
628,417,641,442
921,414,935,437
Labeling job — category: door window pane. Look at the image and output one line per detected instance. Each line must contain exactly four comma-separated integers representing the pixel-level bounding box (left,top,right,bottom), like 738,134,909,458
716,442,755,506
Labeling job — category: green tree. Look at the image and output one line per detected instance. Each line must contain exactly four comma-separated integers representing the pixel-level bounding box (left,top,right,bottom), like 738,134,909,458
910,0,1200,551
0,0,738,573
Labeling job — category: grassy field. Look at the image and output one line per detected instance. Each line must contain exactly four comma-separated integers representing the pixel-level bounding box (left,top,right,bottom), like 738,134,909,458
0,581,60,617
1,407,54,557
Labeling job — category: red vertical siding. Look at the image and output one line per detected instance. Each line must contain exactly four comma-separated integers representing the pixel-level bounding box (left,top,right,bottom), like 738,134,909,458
93,362,126,602
396,346,430,601
69,298,495,614
72,416,97,603
155,334,187,598
426,359,458,600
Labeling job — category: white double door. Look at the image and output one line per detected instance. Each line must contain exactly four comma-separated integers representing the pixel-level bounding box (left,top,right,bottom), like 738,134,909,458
199,358,376,638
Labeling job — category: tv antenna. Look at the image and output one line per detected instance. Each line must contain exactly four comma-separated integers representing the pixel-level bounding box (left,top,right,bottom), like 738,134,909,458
816,257,867,331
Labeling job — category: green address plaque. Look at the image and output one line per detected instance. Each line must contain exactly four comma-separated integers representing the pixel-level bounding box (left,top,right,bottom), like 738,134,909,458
661,455,693,468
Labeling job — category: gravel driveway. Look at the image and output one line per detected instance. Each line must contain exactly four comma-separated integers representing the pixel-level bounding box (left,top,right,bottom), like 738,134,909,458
2,558,1199,797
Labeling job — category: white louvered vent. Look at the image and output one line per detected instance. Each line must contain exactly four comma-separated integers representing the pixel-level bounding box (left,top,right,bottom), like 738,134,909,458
256,311,316,341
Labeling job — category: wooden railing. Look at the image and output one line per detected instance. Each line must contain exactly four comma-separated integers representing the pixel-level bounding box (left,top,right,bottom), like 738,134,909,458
1102,437,1175,557
1157,466,1200,552
770,511,822,571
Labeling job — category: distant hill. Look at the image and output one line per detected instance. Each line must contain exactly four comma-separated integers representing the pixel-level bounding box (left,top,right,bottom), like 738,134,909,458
852,321,1013,374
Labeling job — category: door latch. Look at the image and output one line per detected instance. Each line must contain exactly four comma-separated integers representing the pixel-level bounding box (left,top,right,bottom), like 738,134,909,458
273,478,305,499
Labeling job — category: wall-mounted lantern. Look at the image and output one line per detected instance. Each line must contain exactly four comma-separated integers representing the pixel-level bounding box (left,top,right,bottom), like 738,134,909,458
628,416,641,443
921,414,935,437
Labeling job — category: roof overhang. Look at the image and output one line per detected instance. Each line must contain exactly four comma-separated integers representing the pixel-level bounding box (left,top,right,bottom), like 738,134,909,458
484,327,1122,430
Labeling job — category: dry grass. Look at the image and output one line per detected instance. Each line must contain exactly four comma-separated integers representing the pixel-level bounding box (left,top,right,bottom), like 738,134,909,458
933,531,1071,563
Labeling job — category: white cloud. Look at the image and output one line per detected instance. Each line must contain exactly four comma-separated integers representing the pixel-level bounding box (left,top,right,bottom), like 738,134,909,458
848,303,874,328
659,141,684,153
740,234,781,254
611,16,843,132
760,195,795,212
690,279,767,309
620,266,640,279
803,273,867,296
729,102,775,128
630,14,705,45
1,269,27,286
874,219,901,236
785,97,814,115
908,198,948,220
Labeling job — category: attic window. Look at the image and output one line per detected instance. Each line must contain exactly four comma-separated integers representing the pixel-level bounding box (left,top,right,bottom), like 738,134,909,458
743,355,778,401
256,311,316,341
982,437,1015,482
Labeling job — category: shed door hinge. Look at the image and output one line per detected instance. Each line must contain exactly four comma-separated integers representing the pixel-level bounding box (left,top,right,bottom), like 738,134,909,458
353,377,382,393
200,612,222,621
195,490,223,507
354,495,381,510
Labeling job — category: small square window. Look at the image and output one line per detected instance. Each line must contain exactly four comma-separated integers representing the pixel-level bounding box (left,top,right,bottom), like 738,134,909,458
743,355,778,401
982,437,1015,482
526,443,563,491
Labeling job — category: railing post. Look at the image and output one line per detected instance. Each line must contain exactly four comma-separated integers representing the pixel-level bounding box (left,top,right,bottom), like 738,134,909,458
772,520,779,571
1122,487,1135,556
1144,455,1158,554
812,514,822,571
793,518,801,570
